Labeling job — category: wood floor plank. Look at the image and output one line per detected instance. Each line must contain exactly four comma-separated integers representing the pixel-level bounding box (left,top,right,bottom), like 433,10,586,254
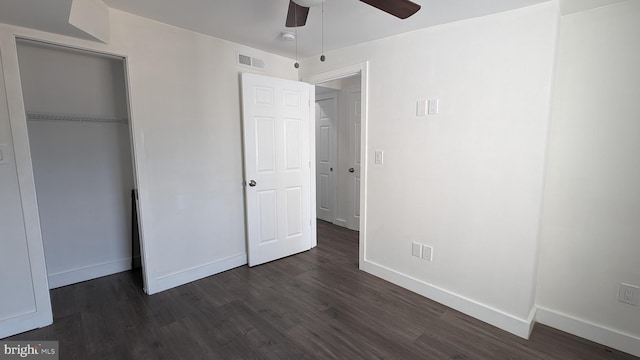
4,220,638,359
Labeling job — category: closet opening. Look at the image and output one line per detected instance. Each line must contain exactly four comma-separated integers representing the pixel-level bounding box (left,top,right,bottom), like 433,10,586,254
16,39,144,291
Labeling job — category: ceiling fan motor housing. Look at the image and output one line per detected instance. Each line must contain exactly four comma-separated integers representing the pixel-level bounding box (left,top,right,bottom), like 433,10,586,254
287,0,421,28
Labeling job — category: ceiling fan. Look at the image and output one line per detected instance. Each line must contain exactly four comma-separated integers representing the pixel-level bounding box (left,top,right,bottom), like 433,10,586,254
286,0,421,27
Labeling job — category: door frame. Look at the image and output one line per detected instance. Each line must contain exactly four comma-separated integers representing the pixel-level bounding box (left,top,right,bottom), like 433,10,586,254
303,61,369,268
9,35,149,289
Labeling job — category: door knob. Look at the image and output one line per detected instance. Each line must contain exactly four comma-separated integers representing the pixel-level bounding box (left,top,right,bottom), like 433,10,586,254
348,168,355,173
248,180,257,187
330,167,333,172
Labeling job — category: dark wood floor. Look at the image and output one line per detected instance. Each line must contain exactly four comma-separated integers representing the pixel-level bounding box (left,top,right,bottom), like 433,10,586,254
7,221,638,359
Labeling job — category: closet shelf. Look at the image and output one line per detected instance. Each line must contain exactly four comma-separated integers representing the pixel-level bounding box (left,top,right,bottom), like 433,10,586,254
27,112,128,124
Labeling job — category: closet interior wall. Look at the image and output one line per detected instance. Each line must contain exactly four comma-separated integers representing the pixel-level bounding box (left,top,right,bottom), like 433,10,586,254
16,40,135,289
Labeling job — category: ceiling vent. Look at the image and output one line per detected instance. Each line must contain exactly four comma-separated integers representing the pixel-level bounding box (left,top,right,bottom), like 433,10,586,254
237,53,265,70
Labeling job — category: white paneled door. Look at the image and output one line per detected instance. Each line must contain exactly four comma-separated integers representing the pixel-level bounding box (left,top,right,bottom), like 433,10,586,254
347,90,361,231
315,92,337,223
241,73,314,267
0,41,52,338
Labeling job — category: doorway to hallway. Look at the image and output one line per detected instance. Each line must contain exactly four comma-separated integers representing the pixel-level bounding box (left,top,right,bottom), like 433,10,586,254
315,74,361,231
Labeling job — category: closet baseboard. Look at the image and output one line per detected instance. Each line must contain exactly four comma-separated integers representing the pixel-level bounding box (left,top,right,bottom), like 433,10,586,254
48,258,131,289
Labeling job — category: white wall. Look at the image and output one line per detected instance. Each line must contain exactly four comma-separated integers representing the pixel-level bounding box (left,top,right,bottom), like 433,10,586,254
107,10,298,293
68,0,110,43
536,1,640,356
26,120,134,288
301,2,559,337
559,0,627,15
17,41,127,118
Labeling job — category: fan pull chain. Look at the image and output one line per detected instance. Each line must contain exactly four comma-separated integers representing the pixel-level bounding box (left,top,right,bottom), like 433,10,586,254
294,25,299,68
320,0,326,62
294,7,300,68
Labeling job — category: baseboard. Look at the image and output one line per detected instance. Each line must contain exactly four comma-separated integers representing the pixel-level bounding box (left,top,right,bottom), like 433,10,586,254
146,253,247,295
535,306,640,358
48,258,132,289
361,259,534,339
0,310,52,340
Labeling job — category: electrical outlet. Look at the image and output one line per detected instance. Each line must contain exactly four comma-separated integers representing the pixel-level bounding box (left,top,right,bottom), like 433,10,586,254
411,242,422,258
618,283,639,306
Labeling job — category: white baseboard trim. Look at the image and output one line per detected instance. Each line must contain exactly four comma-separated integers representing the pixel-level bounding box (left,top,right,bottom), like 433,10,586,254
361,259,534,339
536,306,640,358
48,258,132,289
146,253,247,295
0,310,52,339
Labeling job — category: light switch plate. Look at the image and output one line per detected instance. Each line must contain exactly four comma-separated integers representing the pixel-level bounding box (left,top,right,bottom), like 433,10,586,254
0,144,9,165
411,242,422,258
422,245,433,261
416,100,427,116
428,99,439,115
374,150,383,165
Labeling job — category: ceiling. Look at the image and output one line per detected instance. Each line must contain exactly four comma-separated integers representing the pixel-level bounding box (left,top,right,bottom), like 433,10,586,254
0,0,97,42
0,0,561,59
101,0,551,58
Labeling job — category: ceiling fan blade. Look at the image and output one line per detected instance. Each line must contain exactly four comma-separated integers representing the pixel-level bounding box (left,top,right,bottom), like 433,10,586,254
359,0,421,19
286,0,310,27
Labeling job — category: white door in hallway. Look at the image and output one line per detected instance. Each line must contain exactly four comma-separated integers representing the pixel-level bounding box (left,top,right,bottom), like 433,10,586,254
241,73,314,266
315,92,337,223
347,90,361,231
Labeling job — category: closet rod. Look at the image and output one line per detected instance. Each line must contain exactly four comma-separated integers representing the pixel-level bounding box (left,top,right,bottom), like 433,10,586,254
26,112,128,124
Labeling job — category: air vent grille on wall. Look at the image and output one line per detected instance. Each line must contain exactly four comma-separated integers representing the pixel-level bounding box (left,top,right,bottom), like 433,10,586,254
27,112,128,124
237,53,265,70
